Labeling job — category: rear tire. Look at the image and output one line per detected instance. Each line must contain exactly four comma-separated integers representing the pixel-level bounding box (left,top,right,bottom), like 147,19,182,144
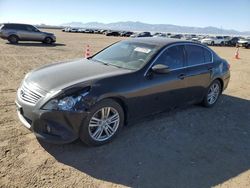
202,80,222,107
79,99,124,146
8,35,19,44
211,41,214,46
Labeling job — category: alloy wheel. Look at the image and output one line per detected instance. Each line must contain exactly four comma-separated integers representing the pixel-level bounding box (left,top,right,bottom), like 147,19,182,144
88,107,120,142
207,82,220,105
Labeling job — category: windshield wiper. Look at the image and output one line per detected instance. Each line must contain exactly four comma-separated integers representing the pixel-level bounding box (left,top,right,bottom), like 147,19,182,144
107,63,123,69
91,58,109,66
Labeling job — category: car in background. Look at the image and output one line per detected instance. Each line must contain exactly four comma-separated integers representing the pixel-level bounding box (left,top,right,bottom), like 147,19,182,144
106,31,120,36
16,38,230,146
201,36,225,46
0,23,56,44
94,29,102,34
153,33,167,38
170,34,183,39
84,29,94,33
131,32,152,38
100,29,108,34
62,27,71,32
225,37,240,46
68,28,79,32
237,38,250,48
120,31,134,37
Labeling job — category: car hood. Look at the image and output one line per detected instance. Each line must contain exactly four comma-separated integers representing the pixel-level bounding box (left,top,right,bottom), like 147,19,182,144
25,58,132,92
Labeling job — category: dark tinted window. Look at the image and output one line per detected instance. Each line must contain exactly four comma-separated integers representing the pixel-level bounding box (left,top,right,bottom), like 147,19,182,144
16,25,26,30
203,48,212,62
25,25,36,32
4,24,26,30
186,45,205,66
155,45,185,69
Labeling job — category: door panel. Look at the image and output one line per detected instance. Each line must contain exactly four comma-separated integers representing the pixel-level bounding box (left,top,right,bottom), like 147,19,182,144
19,25,44,41
185,64,213,102
184,45,213,102
127,45,187,119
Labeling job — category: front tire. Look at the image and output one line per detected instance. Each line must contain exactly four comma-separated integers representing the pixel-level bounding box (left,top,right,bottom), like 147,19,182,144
79,99,124,146
44,37,53,44
202,80,222,107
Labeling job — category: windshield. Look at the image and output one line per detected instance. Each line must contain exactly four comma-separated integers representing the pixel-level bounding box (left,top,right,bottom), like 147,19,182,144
91,41,160,70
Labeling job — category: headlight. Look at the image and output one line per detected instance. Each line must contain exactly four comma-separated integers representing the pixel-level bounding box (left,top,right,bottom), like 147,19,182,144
42,89,89,111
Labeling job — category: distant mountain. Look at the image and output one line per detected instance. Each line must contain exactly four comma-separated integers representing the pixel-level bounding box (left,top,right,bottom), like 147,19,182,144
61,21,250,35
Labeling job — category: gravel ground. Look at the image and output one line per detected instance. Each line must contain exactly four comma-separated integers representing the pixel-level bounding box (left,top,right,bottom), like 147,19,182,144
0,29,250,188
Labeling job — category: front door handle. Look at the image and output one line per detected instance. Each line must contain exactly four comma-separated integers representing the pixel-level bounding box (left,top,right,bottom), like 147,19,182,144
178,73,185,80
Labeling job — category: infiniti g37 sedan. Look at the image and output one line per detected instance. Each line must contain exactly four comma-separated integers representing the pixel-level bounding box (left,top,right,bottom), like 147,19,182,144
15,38,230,146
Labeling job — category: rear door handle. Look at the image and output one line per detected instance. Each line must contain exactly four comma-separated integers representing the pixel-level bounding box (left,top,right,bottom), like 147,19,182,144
178,73,185,80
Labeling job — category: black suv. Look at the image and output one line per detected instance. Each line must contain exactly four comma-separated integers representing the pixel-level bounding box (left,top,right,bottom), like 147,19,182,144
0,23,56,44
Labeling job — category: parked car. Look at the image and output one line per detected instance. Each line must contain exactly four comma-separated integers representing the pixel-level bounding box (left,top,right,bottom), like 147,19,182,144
16,38,230,146
120,31,134,37
170,34,183,39
94,29,102,34
237,38,250,48
84,29,94,33
131,32,152,37
0,23,56,44
68,28,78,32
63,27,71,32
106,31,120,36
225,37,240,46
100,29,108,34
153,33,167,38
201,36,225,46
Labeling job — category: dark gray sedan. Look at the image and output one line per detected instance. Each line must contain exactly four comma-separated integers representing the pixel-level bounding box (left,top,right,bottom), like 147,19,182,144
16,38,230,146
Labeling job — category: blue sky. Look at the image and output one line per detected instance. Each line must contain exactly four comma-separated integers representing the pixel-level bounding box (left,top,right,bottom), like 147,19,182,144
0,0,249,31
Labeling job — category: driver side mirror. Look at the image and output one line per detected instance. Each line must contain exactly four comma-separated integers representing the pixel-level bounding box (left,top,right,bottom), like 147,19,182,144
151,64,170,74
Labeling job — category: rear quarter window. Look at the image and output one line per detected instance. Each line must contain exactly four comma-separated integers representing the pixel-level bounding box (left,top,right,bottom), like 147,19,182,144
203,48,212,62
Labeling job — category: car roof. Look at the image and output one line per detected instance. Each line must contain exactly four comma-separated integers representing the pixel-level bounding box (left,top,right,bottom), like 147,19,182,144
3,23,31,26
125,37,196,48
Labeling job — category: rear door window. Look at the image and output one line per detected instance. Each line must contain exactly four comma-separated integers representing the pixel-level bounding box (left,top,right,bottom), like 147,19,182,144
25,25,36,32
155,45,185,69
185,45,205,66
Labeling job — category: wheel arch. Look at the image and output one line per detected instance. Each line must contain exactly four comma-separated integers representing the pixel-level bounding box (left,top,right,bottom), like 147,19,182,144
8,34,19,40
214,77,224,93
110,97,128,125
104,96,129,125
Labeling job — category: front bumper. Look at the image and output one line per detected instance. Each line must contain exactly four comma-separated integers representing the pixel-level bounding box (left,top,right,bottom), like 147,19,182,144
15,99,88,144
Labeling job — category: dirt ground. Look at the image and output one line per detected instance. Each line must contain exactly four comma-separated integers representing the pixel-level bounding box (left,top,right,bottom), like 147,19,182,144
0,29,250,188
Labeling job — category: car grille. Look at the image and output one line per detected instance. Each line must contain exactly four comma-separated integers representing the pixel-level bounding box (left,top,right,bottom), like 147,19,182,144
19,83,44,105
